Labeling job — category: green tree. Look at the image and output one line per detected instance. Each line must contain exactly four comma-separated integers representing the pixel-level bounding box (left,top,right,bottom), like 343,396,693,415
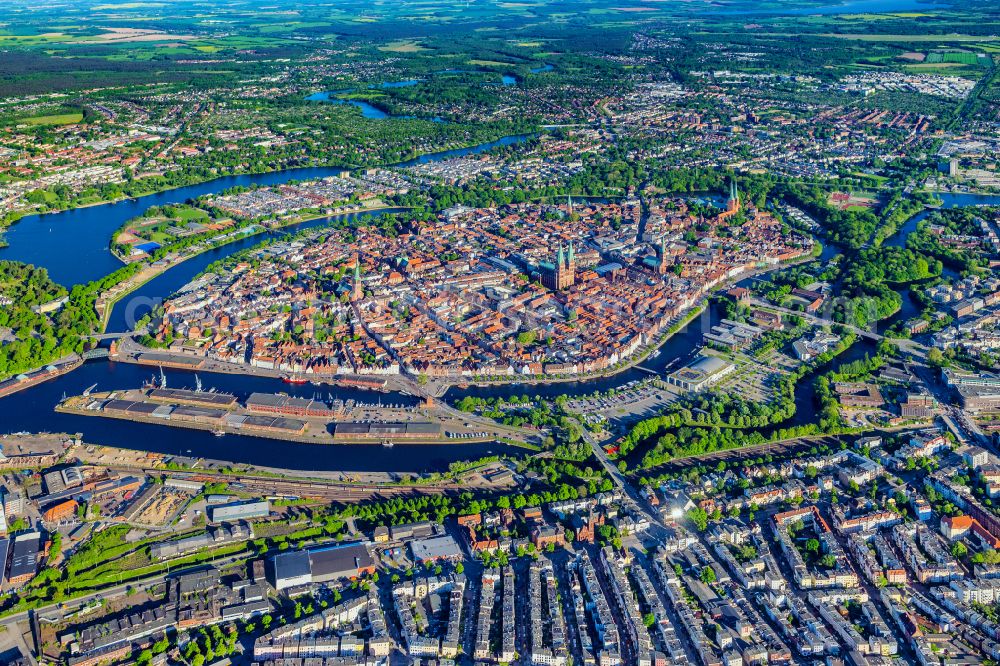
686,507,709,532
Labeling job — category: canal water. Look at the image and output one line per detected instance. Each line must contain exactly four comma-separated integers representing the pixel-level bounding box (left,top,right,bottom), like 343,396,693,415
104,208,409,333
0,135,533,286
0,358,518,472
3,162,998,470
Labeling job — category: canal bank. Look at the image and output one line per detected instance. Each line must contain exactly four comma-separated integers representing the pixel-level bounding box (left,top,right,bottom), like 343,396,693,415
4,175,998,470
0,358,522,472
876,191,1000,331
103,207,408,333
0,134,534,286
54,391,492,447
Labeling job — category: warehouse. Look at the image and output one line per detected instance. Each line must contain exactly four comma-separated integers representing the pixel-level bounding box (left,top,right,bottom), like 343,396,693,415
135,353,205,369
43,499,78,523
332,421,442,441
271,550,312,591
147,388,237,408
169,405,227,424
102,399,169,418
7,531,41,586
309,541,377,583
245,393,334,418
409,535,463,564
0,538,9,587
270,541,376,590
207,499,270,523
390,520,437,541
226,414,308,435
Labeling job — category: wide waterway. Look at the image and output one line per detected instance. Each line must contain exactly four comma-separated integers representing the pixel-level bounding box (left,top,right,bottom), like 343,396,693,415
884,192,1000,250
3,167,999,470
0,359,522,472
0,134,533,286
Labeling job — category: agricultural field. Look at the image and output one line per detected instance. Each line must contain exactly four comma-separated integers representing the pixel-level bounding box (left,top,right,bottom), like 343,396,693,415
22,112,83,126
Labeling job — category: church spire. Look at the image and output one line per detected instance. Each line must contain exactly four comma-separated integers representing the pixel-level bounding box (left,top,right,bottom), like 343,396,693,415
567,240,574,266
350,256,363,301
727,177,740,214
556,244,564,268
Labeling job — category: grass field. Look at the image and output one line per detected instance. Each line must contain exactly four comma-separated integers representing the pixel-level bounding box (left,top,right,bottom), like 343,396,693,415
174,208,209,221
23,112,83,126
839,12,934,20
468,59,515,66
926,51,988,65
905,62,964,69
379,40,427,52
903,63,983,77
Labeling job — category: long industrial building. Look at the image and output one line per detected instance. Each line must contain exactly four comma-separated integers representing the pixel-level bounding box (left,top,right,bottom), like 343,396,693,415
271,541,376,590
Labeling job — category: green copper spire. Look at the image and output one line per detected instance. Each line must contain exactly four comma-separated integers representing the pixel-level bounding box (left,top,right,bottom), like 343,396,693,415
567,241,574,265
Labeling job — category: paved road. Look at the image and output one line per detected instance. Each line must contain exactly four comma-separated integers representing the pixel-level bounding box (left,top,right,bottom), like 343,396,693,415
747,297,928,359
578,424,666,533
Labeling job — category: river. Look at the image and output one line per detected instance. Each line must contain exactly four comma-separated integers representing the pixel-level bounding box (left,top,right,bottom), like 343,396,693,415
0,359,518,472
884,191,1000,250
305,91,390,120
0,134,533,286
305,66,546,121
3,163,998,470
880,191,1000,330
0,134,538,471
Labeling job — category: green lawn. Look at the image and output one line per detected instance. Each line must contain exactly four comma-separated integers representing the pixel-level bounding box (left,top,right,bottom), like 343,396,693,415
927,51,988,65
175,207,209,221
23,112,83,126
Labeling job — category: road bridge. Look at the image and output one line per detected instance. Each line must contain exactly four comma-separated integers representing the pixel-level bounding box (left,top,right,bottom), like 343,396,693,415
746,298,928,360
